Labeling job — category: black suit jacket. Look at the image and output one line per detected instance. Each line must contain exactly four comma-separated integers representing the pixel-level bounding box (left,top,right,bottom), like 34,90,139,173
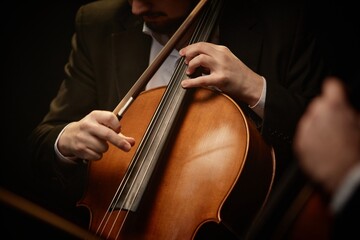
28,0,327,208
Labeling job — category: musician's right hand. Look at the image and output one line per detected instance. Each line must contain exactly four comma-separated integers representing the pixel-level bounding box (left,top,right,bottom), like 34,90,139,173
57,110,136,162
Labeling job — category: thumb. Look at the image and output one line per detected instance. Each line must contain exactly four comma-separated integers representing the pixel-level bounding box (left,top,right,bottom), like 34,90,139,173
322,77,348,105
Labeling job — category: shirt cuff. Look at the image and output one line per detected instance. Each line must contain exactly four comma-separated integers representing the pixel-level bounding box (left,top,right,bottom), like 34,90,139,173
54,124,79,165
249,76,266,118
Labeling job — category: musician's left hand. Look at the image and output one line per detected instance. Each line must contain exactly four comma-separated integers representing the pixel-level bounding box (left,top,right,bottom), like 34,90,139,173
179,42,263,106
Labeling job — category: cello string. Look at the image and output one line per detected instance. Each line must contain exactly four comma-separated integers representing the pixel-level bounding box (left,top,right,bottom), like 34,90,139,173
109,0,222,232
112,0,218,236
95,106,172,237
96,0,222,238
113,0,222,237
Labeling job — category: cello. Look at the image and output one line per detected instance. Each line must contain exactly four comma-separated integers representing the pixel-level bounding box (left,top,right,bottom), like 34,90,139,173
77,0,275,239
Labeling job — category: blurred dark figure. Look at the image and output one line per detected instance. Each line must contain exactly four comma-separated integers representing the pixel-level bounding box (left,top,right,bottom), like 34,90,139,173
245,0,359,239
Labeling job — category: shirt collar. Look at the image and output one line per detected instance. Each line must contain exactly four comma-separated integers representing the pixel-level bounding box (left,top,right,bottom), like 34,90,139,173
142,23,170,46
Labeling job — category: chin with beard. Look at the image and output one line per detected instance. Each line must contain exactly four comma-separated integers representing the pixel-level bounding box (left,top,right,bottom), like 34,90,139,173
144,0,198,36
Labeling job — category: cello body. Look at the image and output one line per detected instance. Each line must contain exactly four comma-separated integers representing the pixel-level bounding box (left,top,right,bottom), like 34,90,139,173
78,87,275,239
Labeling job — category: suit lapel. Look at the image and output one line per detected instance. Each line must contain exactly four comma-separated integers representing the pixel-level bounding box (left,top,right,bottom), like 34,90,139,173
219,0,264,72
111,27,152,100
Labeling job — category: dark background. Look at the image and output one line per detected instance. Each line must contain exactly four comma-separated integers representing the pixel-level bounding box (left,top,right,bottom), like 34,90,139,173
9,0,92,195
6,1,93,238
5,0,359,239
